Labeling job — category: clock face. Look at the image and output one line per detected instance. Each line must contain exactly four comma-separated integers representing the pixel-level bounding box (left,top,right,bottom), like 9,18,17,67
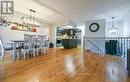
89,23,100,32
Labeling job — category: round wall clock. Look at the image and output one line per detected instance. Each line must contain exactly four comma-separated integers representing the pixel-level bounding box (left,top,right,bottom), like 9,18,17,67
89,23,100,32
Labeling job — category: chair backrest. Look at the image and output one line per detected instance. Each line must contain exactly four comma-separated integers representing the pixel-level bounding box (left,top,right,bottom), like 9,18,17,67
24,34,36,49
37,35,47,48
0,37,4,59
43,36,49,48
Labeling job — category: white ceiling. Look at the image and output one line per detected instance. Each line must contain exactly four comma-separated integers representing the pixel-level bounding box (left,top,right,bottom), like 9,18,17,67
14,0,130,25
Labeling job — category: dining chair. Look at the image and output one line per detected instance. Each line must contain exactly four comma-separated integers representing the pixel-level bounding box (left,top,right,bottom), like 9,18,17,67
0,37,13,62
23,34,37,59
36,35,42,55
42,36,49,54
36,35,49,55
44,39,49,54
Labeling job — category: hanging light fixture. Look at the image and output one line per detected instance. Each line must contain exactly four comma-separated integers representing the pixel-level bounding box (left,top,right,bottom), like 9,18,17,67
0,15,11,27
109,17,119,35
21,9,40,27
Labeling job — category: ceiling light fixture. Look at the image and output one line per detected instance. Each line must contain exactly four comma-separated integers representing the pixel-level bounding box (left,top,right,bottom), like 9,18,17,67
109,17,119,35
21,9,40,27
0,15,10,27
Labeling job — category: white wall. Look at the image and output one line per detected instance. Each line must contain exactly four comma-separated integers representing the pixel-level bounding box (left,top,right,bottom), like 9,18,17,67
49,25,57,48
85,18,129,37
0,24,50,43
105,10,130,37
77,25,85,36
106,20,124,37
76,25,85,49
123,10,130,36
85,19,106,53
85,19,106,37
0,12,51,43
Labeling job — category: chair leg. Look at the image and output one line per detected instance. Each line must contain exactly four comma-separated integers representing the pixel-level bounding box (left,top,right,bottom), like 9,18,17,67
27,50,30,58
45,47,49,54
39,49,41,55
37,49,39,56
33,50,35,57
41,49,43,55
10,51,13,61
1,48,5,62
0,51,13,62
43,47,46,54
1,52,5,62
17,50,20,59
24,50,26,59
47,47,49,54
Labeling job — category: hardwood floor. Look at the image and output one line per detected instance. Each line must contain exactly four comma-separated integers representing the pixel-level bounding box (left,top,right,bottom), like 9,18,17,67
0,48,130,82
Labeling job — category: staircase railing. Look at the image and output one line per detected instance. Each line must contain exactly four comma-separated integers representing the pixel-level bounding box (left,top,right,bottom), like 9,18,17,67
87,40,104,53
83,36,130,59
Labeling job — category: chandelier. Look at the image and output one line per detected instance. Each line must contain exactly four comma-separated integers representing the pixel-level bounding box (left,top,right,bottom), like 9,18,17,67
109,17,119,35
21,9,40,27
0,15,10,27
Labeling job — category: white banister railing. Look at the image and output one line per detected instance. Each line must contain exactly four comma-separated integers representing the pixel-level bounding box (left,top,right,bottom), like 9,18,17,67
83,36,130,59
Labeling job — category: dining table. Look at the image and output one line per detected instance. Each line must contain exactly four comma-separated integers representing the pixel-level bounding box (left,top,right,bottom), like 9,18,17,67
11,37,49,60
